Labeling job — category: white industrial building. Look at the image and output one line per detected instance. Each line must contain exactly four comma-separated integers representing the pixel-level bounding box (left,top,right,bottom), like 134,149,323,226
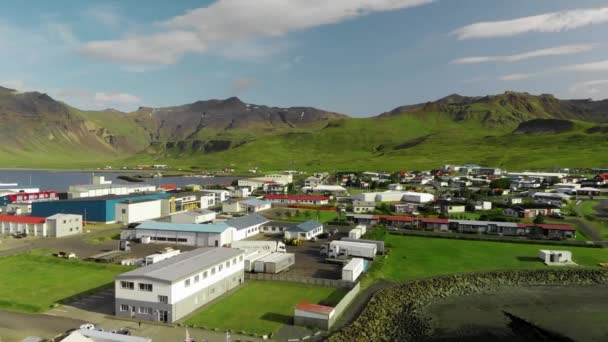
115,199,163,224
351,191,434,203
115,247,245,323
538,250,575,266
134,221,236,247
238,174,293,190
170,209,216,224
69,176,156,199
0,213,82,238
45,214,83,238
222,198,271,214
201,190,230,203
285,220,324,241
225,214,269,241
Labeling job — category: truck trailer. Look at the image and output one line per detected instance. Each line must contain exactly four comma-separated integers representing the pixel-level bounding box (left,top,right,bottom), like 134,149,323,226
341,238,385,254
263,253,295,274
243,250,272,272
342,258,364,282
231,240,287,253
321,240,376,259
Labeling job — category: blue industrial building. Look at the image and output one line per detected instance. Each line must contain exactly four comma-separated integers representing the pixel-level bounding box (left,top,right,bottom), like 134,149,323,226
31,193,170,223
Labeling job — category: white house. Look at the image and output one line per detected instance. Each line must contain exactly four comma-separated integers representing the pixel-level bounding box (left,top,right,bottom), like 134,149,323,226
170,209,217,224
114,247,245,323
284,220,324,241
263,194,330,206
115,199,163,224
304,177,323,188
225,214,269,241
45,214,83,238
0,214,82,238
200,190,230,203
352,201,376,214
533,192,571,206
222,198,271,214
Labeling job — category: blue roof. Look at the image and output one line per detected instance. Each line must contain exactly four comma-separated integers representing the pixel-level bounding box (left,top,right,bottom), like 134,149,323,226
241,198,270,207
137,221,231,233
288,220,323,232
225,214,269,230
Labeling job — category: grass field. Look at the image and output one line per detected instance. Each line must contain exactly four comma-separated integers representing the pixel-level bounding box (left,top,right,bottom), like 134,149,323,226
84,231,121,244
263,208,339,223
0,254,128,313
579,201,600,217
364,235,608,284
185,281,346,335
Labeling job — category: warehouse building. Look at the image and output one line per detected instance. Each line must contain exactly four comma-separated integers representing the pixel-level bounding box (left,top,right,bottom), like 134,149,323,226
263,194,330,206
225,213,269,240
0,213,82,237
170,209,217,224
115,199,163,224
68,176,156,199
222,198,271,214
285,220,324,240
134,221,235,247
115,247,245,323
31,193,170,223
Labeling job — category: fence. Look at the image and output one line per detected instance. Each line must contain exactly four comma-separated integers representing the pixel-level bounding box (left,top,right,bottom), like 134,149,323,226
331,282,361,323
245,273,354,288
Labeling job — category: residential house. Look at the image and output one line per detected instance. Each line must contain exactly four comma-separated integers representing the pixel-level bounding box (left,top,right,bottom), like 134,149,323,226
263,194,330,206
532,192,571,206
170,209,217,224
222,198,272,214
304,176,323,188
503,205,560,219
352,200,376,214
284,220,324,240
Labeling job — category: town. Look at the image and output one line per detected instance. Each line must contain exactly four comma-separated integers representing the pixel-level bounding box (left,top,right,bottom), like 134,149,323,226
1,164,607,341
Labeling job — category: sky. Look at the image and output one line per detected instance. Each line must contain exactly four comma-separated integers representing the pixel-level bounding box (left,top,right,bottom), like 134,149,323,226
1,0,608,116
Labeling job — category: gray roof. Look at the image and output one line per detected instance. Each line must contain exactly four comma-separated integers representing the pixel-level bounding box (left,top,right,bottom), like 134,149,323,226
75,329,152,342
241,198,270,207
136,221,229,233
117,247,243,283
353,200,375,207
225,214,269,230
288,220,323,232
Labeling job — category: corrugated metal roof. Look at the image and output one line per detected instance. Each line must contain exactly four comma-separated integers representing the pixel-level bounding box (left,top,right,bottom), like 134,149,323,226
136,221,230,233
240,198,271,207
117,247,243,282
287,220,322,232
225,214,269,230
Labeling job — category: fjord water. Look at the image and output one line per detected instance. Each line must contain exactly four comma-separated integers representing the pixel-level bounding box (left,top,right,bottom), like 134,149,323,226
0,170,238,191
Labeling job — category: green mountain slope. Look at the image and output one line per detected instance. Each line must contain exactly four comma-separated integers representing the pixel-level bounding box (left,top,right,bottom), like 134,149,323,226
1,87,607,170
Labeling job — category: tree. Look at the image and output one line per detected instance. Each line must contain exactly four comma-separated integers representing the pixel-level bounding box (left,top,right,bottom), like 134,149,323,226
533,214,546,224
284,210,293,219
294,210,301,218
489,178,512,190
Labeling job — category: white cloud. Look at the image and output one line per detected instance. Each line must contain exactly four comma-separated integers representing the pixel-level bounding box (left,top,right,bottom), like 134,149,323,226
0,80,27,92
561,59,608,72
278,55,304,71
85,5,124,30
453,6,608,40
229,78,257,94
451,44,594,64
499,73,534,81
569,79,608,97
57,88,142,109
81,0,433,65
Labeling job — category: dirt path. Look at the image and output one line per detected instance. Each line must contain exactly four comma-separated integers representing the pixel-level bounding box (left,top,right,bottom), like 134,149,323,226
573,202,603,241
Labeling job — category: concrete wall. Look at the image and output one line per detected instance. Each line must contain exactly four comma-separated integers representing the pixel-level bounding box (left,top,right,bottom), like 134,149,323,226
47,214,83,237
115,200,162,224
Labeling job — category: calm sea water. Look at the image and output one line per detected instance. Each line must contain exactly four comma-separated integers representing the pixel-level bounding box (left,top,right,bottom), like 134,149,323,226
0,170,238,191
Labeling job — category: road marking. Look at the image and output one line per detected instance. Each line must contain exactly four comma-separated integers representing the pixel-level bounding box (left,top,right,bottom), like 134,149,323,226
90,295,106,299
44,313,57,316
52,309,68,313
313,332,321,336
302,336,310,340
287,339,300,342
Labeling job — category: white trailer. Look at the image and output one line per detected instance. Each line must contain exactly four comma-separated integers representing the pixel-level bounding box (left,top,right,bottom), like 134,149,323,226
342,258,364,282
327,240,376,259
231,240,287,253
355,224,367,236
244,250,272,272
538,250,574,265
263,253,295,274
341,238,385,254
253,254,275,273
348,228,362,239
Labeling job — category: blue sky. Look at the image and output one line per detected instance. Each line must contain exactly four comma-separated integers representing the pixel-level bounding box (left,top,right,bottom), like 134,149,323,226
1,0,608,116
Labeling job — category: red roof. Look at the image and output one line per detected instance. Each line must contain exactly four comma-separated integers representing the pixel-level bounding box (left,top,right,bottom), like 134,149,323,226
160,184,177,190
0,215,46,224
518,223,575,231
378,215,449,224
264,194,329,201
295,302,334,315
421,218,450,224
597,173,608,181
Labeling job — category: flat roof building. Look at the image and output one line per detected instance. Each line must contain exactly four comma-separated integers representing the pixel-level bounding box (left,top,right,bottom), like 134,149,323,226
115,247,245,323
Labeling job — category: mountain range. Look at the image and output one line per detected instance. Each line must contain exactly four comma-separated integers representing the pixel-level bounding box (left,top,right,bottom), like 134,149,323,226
1,85,607,170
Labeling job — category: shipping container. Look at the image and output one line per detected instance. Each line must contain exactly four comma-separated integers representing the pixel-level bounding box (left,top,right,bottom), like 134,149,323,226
355,224,367,236
329,240,376,259
342,258,364,282
348,228,362,239
231,240,287,253
244,250,272,272
253,254,275,273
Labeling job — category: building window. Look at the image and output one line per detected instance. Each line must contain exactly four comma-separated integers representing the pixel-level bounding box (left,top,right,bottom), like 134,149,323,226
194,275,200,283
121,209,126,214
232,258,236,265
121,281,134,290
239,256,243,261
158,295,168,304
225,261,230,268
139,307,153,315
120,304,129,312
184,279,191,287
139,283,153,292
219,264,223,271
203,271,208,279
211,267,216,275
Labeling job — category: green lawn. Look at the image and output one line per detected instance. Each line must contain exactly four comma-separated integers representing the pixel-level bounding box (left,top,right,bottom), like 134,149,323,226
0,254,128,313
185,281,346,335
579,201,600,217
84,231,121,244
366,235,608,283
263,208,339,223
